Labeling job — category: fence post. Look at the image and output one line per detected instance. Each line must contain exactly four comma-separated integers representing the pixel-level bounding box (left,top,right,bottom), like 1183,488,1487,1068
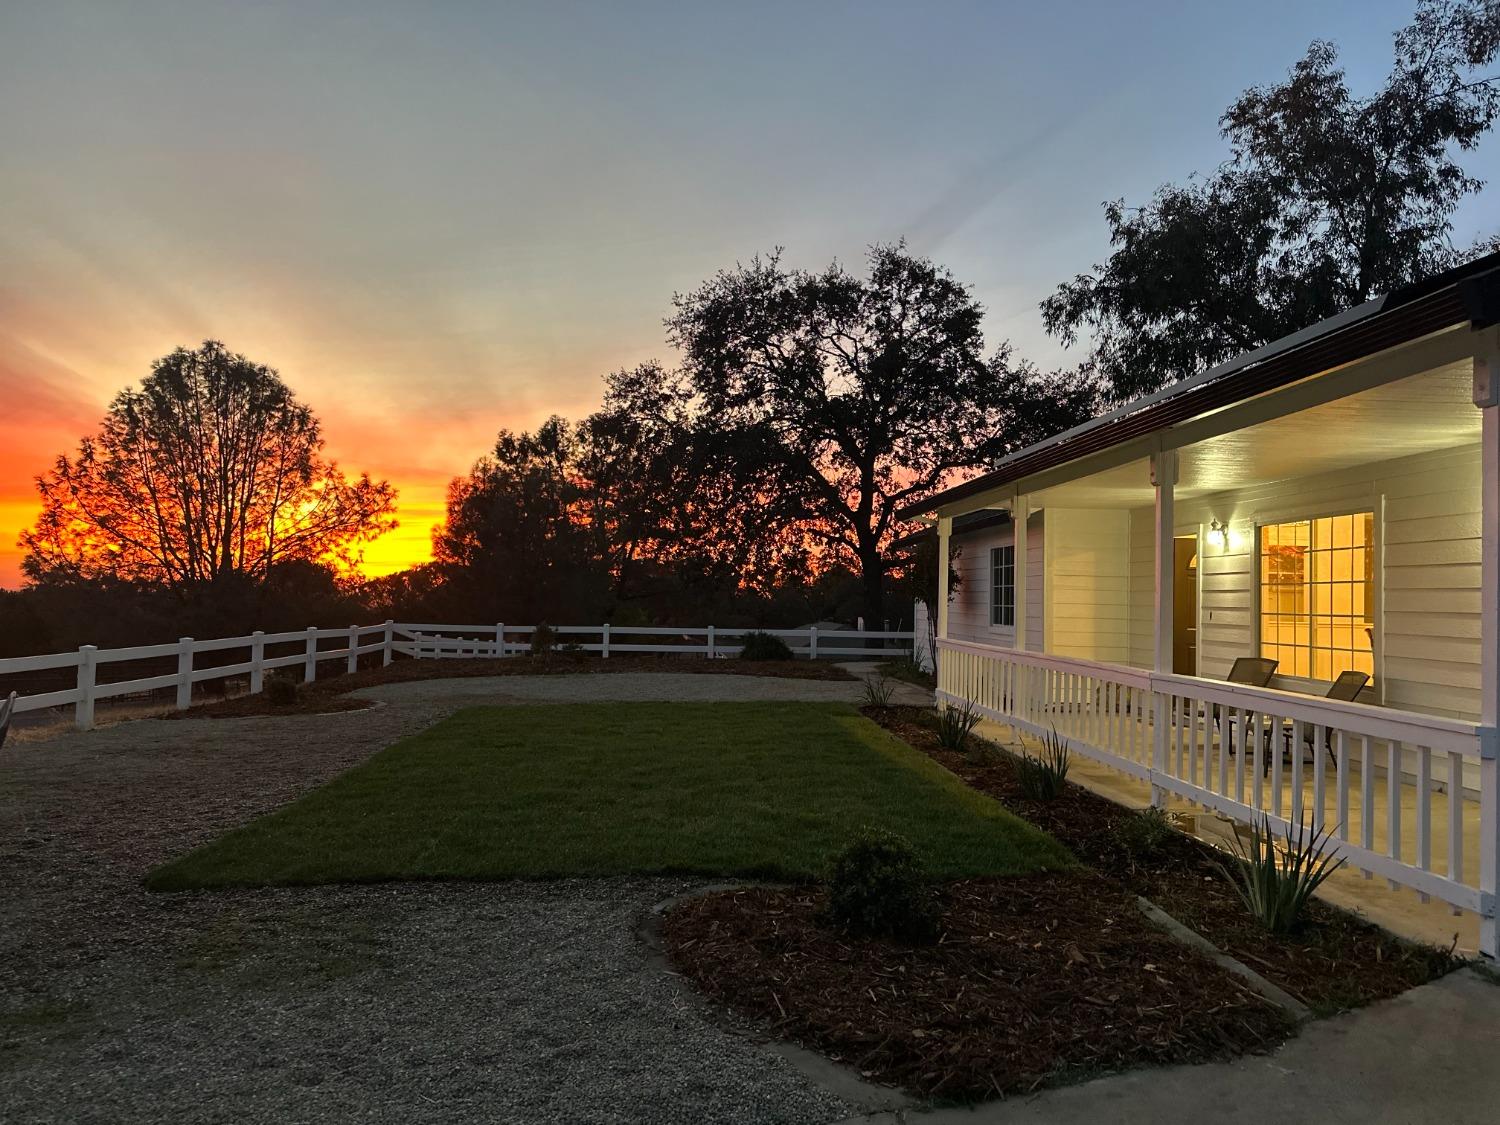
75,645,97,730
809,626,818,661
494,623,504,659
346,625,359,674
706,625,715,659
601,622,610,659
304,626,318,683
383,620,394,666
250,631,266,693
176,637,194,710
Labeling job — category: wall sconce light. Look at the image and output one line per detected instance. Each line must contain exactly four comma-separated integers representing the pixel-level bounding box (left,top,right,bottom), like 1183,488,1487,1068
1209,519,1229,550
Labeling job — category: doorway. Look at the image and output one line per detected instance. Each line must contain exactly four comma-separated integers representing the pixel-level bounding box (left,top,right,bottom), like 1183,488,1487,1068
1173,535,1198,675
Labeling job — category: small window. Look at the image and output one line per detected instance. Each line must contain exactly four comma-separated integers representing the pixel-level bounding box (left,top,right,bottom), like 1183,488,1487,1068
990,545,1015,627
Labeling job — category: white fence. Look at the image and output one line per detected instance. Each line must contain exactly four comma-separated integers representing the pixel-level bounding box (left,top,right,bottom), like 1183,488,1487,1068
0,621,915,730
936,637,1499,956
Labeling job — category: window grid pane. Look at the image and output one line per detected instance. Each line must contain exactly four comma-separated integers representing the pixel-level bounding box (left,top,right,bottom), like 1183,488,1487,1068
1258,513,1374,683
990,545,1015,627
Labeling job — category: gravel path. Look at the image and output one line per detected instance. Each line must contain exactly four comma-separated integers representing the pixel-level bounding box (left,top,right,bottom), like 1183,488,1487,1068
0,672,922,1125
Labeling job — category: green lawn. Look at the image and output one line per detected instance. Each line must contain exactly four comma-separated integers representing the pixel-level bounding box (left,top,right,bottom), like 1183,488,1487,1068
147,702,1071,890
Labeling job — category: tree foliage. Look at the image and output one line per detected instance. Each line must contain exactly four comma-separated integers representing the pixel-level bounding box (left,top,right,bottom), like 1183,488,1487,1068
664,243,1099,626
22,341,397,590
1043,0,1500,401
430,417,611,623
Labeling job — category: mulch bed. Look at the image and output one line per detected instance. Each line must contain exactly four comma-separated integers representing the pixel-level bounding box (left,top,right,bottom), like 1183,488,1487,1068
866,706,1461,1015
170,694,378,719
662,874,1294,1101
170,654,854,719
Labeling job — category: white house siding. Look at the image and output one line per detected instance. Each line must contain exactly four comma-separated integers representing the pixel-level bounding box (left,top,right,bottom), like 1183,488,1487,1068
1042,508,1131,663
1171,443,1481,721
1127,509,1156,670
947,511,1045,652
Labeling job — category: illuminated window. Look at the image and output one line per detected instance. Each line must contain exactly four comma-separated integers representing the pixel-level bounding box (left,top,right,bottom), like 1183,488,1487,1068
989,545,1015,627
1259,513,1375,681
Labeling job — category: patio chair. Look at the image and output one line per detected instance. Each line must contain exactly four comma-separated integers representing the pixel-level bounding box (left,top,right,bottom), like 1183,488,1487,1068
0,691,16,751
1268,669,1371,772
1212,657,1278,748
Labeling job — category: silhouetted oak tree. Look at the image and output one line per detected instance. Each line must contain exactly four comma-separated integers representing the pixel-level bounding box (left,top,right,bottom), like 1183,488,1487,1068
666,244,1099,630
1043,0,1500,401
22,341,396,590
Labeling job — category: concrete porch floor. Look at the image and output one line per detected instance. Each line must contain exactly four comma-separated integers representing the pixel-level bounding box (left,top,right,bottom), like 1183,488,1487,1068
977,717,1479,956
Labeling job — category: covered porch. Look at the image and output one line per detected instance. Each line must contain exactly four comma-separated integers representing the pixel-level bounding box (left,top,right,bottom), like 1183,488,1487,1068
926,315,1500,957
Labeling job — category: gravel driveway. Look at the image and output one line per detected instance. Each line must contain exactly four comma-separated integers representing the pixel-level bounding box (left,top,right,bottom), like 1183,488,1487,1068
0,672,924,1125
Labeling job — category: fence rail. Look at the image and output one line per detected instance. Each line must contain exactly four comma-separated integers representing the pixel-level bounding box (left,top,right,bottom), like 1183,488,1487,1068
936,637,1498,955
0,621,915,729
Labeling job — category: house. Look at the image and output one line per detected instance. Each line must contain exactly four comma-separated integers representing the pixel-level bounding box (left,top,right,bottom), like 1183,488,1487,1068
903,250,1500,957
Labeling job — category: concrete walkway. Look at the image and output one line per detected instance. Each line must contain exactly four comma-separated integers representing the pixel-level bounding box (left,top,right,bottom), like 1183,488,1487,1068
842,967,1500,1125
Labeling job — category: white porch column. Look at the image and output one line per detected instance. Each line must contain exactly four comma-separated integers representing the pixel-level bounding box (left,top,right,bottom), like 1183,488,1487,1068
1475,332,1500,959
1151,450,1178,673
936,516,952,641
1150,449,1178,808
1013,495,1030,652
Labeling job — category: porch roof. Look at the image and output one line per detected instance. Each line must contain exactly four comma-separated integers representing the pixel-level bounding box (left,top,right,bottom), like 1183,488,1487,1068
902,250,1500,520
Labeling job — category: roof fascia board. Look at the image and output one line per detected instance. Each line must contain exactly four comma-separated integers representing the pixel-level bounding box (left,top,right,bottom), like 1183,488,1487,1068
1158,323,1474,453
931,322,1472,522
936,434,1157,520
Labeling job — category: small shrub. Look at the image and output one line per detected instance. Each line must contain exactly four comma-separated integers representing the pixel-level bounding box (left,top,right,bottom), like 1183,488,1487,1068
934,699,981,751
826,829,940,942
1016,728,1071,799
529,623,556,656
739,631,794,661
861,674,896,708
1221,814,1346,934
263,674,300,707
1112,806,1176,860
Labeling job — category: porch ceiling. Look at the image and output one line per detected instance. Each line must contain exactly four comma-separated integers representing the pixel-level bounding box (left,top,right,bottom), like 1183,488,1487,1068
1028,359,1479,511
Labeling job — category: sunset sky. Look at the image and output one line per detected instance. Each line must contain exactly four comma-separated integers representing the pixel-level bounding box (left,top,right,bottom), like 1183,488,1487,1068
3,0,1496,588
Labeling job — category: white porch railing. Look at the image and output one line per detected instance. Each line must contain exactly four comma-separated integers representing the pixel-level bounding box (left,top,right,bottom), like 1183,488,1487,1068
0,622,914,730
937,637,1498,954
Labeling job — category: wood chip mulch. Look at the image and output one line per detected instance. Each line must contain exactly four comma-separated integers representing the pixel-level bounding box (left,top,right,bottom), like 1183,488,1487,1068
867,706,1461,1016
662,875,1294,1101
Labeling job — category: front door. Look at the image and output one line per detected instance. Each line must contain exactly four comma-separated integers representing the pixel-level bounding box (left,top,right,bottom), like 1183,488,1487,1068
1173,536,1198,675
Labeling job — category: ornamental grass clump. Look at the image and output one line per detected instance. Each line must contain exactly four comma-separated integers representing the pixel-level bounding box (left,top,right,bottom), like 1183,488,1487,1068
861,674,896,708
934,699,981,751
739,631,794,661
1222,815,1346,934
826,829,940,942
1112,806,1176,861
1016,728,1071,799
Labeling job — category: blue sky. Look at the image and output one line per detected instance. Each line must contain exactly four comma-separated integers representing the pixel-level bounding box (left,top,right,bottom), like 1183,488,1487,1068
1,0,1496,579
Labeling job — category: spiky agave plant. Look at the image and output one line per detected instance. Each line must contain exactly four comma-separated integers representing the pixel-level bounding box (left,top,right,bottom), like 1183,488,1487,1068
935,698,981,751
1222,814,1346,934
1016,726,1071,799
861,674,896,708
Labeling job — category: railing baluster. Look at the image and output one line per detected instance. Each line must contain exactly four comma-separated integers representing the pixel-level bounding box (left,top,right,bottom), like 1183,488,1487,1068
1311,724,1326,833
1290,720,1304,823
1448,750,1464,891
1360,735,1375,878
1388,739,1403,888
1271,715,1284,819
1251,712,1265,810
1336,729,1350,840
1416,746,1432,902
